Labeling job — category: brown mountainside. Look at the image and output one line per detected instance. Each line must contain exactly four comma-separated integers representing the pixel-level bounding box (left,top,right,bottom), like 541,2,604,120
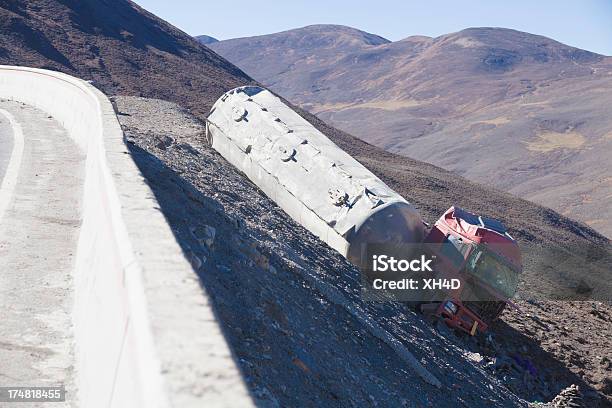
0,0,252,116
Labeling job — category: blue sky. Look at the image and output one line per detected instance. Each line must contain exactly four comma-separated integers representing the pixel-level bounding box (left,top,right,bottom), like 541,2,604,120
134,0,612,55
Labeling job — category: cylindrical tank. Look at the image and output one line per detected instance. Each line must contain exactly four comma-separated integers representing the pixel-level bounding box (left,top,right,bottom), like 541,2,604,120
206,86,424,269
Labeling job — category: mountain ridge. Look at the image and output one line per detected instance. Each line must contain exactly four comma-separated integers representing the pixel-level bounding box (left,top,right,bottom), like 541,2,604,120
218,24,391,47
195,34,218,45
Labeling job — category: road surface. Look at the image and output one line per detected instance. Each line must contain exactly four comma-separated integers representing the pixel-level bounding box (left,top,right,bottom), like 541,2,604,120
0,100,84,406
0,110,13,189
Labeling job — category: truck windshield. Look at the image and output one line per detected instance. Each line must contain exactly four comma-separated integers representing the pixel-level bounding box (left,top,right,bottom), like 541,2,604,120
466,249,518,299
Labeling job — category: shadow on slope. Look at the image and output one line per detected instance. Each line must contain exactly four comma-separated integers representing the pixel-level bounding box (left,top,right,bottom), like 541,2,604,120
488,320,603,406
124,136,525,407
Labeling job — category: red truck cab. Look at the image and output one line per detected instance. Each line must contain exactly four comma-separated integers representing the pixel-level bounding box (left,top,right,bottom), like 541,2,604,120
422,207,522,335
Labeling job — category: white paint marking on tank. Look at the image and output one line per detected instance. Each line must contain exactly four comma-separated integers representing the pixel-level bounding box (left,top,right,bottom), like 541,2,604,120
329,188,349,206
232,105,247,122
277,144,295,161
0,108,24,224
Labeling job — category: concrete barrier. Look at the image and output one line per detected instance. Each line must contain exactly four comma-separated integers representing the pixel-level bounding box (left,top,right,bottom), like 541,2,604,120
0,66,253,408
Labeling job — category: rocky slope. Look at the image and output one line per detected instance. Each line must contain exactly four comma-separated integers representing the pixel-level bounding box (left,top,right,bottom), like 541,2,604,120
114,96,612,407
210,25,612,238
114,96,528,407
1,2,610,405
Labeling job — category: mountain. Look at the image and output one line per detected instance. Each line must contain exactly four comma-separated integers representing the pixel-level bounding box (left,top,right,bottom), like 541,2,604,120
195,34,218,45
210,25,612,238
1,4,610,404
0,0,252,117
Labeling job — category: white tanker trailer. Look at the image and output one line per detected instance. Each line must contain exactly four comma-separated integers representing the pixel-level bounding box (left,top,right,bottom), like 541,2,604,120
206,86,523,336
206,86,425,267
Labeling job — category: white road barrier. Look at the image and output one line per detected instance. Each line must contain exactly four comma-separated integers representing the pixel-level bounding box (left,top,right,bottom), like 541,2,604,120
0,66,253,408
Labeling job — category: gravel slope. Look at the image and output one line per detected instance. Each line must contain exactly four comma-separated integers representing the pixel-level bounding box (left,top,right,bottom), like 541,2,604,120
113,96,611,407
114,96,528,407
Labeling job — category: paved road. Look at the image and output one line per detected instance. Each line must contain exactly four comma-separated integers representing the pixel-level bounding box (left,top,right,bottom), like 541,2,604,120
0,111,13,189
0,101,84,406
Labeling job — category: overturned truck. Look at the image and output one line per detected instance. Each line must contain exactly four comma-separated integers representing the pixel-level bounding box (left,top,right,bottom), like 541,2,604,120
206,86,522,335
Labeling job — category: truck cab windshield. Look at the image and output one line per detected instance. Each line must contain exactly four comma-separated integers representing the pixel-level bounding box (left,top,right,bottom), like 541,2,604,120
466,249,519,298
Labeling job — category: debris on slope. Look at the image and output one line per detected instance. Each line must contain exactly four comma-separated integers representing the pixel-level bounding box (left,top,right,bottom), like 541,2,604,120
550,385,584,408
501,300,612,406
531,385,585,408
430,298,611,407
